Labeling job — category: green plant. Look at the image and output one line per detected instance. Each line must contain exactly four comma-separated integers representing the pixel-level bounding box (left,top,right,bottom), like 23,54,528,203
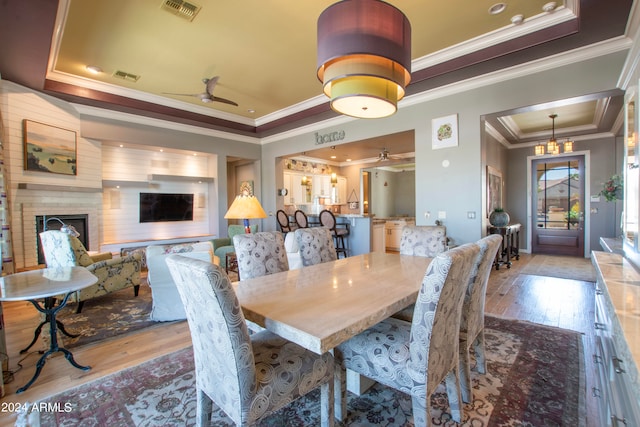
600,175,623,202
493,207,504,212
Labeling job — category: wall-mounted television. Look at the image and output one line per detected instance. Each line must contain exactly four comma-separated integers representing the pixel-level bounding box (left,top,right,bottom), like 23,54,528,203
139,193,194,223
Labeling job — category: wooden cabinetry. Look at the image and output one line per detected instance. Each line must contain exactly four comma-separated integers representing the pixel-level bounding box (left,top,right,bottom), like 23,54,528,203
384,220,414,251
313,175,331,198
371,222,385,253
336,176,347,205
283,172,309,205
592,252,640,426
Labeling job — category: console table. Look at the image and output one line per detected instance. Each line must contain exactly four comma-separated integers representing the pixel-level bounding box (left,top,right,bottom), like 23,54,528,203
487,223,521,270
0,267,98,393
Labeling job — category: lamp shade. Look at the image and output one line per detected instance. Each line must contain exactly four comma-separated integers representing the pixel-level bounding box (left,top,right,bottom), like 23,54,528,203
317,0,411,119
224,194,267,220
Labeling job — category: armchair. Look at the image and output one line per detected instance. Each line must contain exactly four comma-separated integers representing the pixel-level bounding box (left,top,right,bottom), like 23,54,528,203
212,224,257,269
39,230,142,313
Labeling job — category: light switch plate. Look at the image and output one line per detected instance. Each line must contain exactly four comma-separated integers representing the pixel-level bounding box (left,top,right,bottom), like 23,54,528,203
438,211,446,219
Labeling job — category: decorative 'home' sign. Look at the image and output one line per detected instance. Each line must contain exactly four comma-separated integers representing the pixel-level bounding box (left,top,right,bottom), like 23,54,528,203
314,130,345,145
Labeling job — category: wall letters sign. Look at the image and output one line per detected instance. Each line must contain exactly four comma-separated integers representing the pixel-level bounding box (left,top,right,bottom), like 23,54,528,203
314,130,345,145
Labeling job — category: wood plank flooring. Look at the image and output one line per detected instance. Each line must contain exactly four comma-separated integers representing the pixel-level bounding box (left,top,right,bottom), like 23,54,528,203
0,253,598,426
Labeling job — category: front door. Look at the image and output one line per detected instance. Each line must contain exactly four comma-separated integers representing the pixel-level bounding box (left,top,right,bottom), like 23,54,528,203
531,155,585,256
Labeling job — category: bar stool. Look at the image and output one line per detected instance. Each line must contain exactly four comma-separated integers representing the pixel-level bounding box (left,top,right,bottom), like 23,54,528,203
276,209,293,234
294,210,309,229
319,209,349,258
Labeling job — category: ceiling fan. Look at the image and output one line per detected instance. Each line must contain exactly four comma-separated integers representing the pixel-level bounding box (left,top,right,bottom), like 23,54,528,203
163,76,238,106
376,148,401,162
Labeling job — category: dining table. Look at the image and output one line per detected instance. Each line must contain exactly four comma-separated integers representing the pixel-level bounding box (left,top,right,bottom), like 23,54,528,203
233,251,431,355
0,266,98,393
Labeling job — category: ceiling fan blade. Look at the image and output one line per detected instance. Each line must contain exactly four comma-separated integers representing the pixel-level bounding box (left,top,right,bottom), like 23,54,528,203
162,92,201,97
204,76,220,95
210,95,238,106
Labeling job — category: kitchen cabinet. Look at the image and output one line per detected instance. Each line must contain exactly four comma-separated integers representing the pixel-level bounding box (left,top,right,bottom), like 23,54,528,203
336,176,347,205
283,172,309,205
313,175,331,198
372,222,385,253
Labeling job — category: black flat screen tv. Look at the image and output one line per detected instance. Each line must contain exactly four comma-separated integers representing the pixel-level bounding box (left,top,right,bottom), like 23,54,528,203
139,193,194,223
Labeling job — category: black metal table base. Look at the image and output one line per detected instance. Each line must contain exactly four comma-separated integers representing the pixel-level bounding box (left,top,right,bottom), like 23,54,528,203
17,294,91,394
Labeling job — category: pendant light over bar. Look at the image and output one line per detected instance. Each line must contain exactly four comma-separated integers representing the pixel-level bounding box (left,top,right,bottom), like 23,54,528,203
317,0,412,119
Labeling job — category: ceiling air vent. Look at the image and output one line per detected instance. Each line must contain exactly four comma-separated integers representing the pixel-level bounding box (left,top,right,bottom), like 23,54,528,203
113,70,140,82
161,0,201,21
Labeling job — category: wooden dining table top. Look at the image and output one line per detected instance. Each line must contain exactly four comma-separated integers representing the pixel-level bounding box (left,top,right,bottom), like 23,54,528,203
233,252,431,354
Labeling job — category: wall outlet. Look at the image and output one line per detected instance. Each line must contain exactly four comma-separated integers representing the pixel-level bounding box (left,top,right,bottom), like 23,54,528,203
467,211,476,219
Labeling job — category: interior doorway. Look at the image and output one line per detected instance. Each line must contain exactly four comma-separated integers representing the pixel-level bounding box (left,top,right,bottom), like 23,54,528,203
531,155,585,256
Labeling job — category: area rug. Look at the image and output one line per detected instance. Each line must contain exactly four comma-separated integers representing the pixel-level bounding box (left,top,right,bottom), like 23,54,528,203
519,254,596,282
35,316,585,426
55,284,176,349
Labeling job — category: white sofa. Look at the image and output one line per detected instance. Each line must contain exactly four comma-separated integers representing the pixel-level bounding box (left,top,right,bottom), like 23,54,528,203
146,241,219,321
284,232,303,270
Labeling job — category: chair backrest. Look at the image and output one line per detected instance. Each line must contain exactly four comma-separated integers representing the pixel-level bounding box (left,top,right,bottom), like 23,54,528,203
233,231,289,280
276,209,291,232
39,230,94,268
165,255,255,424
460,234,503,338
294,227,337,266
318,209,337,230
294,210,308,228
399,225,447,257
409,242,479,389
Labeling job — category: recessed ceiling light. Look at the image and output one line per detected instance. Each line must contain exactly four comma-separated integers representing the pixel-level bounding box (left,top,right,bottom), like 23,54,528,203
346,159,352,162
511,14,524,25
331,155,337,159
488,3,506,15
86,65,103,74
542,2,557,12
247,109,255,114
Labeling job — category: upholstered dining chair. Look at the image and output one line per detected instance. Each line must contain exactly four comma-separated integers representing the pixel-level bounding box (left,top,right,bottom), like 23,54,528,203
39,230,141,313
458,234,503,403
232,231,289,281
392,225,448,322
276,209,293,234
319,209,349,258
294,209,309,229
294,227,337,267
335,243,480,426
165,255,335,427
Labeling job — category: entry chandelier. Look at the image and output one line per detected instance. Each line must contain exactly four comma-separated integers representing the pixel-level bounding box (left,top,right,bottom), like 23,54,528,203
534,114,574,155
316,0,412,119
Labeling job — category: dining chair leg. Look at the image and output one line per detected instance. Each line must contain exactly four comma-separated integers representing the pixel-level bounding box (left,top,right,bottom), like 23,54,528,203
474,332,487,374
196,389,213,427
334,364,348,422
459,349,472,403
321,377,335,427
411,395,430,427
445,369,463,423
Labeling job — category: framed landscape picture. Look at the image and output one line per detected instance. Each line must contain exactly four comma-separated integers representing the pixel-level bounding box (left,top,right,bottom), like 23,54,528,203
23,120,77,175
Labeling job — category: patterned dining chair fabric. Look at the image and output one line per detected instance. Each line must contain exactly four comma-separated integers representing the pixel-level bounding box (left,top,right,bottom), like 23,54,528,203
294,227,337,267
233,231,289,280
335,243,480,426
166,255,335,426
458,234,503,402
399,225,447,257
392,225,448,322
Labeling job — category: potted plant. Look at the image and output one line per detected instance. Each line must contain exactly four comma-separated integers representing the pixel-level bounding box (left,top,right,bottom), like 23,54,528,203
489,208,510,227
600,175,623,202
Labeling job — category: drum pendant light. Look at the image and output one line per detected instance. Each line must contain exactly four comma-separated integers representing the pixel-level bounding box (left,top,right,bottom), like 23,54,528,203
317,0,412,119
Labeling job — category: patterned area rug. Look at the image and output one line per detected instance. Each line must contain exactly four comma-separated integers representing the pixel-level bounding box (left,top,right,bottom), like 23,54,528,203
37,316,585,426
55,284,176,349
519,254,596,282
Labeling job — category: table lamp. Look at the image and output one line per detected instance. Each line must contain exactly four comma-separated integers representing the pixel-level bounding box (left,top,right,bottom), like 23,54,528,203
224,191,267,233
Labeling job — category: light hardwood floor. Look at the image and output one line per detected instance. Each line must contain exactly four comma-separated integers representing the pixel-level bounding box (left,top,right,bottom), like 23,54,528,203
0,253,598,426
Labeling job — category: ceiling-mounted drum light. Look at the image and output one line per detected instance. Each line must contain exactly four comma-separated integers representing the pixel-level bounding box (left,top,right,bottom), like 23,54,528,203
317,0,411,119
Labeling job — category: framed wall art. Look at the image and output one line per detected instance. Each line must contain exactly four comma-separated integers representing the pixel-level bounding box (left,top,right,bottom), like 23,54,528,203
23,120,77,175
431,114,458,150
487,165,503,216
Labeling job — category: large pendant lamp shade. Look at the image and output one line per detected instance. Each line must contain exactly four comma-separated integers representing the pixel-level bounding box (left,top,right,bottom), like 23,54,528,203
317,0,412,119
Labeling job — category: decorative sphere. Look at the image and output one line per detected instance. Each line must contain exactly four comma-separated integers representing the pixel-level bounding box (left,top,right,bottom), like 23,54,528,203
489,211,510,227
